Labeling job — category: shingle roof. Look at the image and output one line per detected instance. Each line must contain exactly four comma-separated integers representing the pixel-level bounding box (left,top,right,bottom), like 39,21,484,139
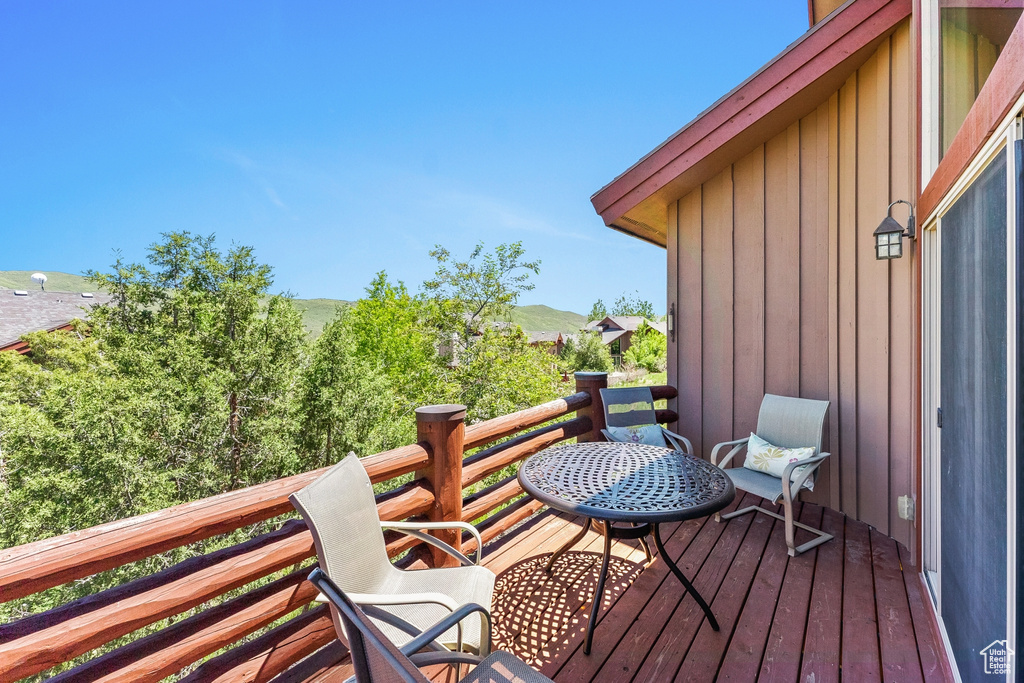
0,290,111,348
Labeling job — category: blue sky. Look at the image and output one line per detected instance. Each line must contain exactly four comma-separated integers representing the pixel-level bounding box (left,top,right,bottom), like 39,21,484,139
1,1,807,315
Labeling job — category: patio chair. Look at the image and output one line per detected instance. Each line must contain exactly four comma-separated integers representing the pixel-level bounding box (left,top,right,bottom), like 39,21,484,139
711,394,832,556
290,453,495,656
307,567,554,683
599,386,693,454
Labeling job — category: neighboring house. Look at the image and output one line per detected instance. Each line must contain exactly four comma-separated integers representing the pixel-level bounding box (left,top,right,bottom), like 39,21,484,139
590,0,1024,678
524,331,564,355
0,289,110,354
584,315,664,365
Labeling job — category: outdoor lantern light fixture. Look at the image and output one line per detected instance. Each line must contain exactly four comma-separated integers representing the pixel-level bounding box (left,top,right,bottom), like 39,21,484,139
873,199,916,260
668,302,676,342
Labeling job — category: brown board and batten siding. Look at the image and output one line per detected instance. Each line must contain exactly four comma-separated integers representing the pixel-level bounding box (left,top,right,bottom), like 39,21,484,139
669,23,916,548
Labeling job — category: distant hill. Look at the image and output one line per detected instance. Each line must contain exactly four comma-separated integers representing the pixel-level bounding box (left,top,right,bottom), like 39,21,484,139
0,271,582,338
507,305,586,333
0,270,96,293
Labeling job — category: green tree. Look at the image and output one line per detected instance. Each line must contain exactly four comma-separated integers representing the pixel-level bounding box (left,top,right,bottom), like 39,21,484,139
588,299,607,322
424,241,540,347
612,291,656,319
559,331,613,373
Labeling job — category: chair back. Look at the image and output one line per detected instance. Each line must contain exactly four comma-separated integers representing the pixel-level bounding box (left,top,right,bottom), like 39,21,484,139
289,453,394,596
600,387,658,428
308,568,427,683
755,394,830,451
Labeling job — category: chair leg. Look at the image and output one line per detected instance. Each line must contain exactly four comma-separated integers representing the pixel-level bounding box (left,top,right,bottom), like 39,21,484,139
719,502,833,557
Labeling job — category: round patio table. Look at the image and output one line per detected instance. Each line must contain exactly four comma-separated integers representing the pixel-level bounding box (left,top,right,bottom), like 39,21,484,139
518,441,735,654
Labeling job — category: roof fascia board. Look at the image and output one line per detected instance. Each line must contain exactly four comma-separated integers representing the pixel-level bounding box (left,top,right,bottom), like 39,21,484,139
592,0,912,227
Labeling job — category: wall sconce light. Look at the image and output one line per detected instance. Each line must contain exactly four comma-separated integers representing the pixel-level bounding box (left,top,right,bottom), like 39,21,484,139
667,303,675,342
873,199,916,260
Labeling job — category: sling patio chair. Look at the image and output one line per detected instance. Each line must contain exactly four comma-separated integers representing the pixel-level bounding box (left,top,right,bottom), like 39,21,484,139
599,386,694,454
307,567,554,683
290,453,495,656
710,393,833,556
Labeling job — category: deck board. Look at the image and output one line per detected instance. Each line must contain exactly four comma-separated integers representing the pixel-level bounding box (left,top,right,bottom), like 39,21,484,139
304,500,952,682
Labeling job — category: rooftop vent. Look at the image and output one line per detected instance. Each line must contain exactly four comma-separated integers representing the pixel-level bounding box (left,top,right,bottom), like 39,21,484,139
14,290,28,296
81,292,94,299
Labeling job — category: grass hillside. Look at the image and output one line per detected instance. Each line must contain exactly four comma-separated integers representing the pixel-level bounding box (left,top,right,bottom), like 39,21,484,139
0,271,581,337
507,305,586,332
0,270,97,292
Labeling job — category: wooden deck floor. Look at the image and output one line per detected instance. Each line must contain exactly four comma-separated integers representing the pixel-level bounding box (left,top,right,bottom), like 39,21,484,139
309,493,952,682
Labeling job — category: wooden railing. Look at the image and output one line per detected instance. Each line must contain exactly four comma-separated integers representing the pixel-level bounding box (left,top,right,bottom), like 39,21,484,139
0,373,679,682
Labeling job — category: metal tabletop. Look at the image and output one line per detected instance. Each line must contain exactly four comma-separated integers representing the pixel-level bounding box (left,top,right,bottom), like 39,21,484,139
517,441,735,654
518,441,734,523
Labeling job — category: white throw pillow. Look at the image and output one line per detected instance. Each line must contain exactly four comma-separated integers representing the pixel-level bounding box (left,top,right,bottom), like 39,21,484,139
607,424,667,448
743,433,816,490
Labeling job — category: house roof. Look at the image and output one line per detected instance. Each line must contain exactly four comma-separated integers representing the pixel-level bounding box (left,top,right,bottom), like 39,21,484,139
526,331,563,344
601,329,629,345
590,0,912,247
0,290,110,350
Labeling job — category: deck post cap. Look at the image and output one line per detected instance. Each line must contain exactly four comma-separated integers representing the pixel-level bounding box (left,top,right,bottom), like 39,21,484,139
574,372,608,379
415,404,467,422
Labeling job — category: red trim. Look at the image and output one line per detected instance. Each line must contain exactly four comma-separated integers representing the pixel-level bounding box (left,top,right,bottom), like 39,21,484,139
918,12,1024,220
809,0,817,26
591,0,913,227
0,323,76,355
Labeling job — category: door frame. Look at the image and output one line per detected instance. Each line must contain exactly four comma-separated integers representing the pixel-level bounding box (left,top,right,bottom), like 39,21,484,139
921,99,1023,681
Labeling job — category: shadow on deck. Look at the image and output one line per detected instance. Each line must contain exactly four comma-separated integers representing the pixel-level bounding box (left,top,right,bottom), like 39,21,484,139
469,492,946,683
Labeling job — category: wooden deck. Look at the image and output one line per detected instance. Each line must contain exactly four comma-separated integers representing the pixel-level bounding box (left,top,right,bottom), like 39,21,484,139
312,492,951,682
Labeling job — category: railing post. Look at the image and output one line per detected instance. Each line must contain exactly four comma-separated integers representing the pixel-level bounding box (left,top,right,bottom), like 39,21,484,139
415,404,466,568
574,372,608,442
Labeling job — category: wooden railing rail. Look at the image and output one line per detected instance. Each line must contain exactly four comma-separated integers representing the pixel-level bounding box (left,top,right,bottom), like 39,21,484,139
0,443,430,602
0,372,685,682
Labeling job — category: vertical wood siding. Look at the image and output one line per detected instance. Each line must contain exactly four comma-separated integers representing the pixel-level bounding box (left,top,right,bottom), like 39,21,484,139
666,25,916,547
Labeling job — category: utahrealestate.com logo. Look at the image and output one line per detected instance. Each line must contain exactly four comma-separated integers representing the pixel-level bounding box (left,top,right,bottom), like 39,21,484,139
979,640,1014,676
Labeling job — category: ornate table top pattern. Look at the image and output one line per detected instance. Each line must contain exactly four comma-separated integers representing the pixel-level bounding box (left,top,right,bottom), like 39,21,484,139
518,441,734,523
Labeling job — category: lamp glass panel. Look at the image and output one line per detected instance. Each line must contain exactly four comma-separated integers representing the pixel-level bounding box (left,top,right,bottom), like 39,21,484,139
877,245,889,259
890,243,902,258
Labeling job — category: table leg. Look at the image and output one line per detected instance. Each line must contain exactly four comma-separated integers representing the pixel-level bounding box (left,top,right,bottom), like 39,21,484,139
584,525,613,655
545,517,592,574
631,522,653,563
653,523,719,631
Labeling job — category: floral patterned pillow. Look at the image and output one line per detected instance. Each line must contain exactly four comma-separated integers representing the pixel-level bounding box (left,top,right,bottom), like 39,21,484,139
607,424,667,448
742,433,816,490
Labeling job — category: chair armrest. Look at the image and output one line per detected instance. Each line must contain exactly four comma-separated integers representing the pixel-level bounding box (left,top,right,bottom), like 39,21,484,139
660,428,693,455
781,452,830,502
382,520,485,565
711,438,749,468
399,602,493,657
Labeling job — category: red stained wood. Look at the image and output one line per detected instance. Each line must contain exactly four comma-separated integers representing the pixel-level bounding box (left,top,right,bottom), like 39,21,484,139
0,444,429,603
592,0,913,232
461,418,589,488
840,515,882,680
672,504,776,681
266,641,348,683
463,497,545,557
461,475,522,523
731,146,766,462
0,521,316,681
181,606,337,683
871,528,924,682
51,569,319,683
918,13,1024,222
700,168,734,457
758,504,823,682
648,385,678,402
899,544,958,682
715,512,792,682
629,495,757,681
798,507,847,683
416,405,467,567
764,123,802,399
573,374,607,443
676,191,703,457
463,392,591,450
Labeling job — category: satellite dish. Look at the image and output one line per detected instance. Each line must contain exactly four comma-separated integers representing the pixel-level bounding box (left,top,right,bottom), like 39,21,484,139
31,273,47,291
